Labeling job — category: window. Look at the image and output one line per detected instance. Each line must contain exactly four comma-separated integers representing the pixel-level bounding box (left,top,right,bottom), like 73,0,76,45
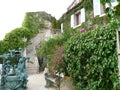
71,8,85,28
93,0,118,17
75,11,81,26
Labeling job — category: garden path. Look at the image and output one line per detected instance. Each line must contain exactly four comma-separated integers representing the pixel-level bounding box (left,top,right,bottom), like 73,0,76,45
27,72,57,90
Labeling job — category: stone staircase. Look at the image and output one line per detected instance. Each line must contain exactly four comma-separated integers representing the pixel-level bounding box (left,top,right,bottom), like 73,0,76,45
26,55,39,75
26,29,52,75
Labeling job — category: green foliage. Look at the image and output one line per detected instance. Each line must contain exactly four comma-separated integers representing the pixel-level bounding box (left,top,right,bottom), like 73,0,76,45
0,41,7,54
75,15,111,34
0,41,8,63
59,0,94,31
64,20,119,90
51,17,61,34
59,14,71,31
37,36,63,69
37,29,76,70
3,27,28,50
60,0,120,32
82,0,93,10
101,0,120,4
0,11,55,64
22,12,44,37
37,36,64,61
114,3,120,17
51,17,60,29
0,27,29,63
49,46,64,72
101,0,120,18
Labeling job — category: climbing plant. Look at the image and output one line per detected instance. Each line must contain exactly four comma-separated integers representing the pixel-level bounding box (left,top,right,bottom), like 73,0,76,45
64,19,119,90
22,12,44,37
59,0,94,31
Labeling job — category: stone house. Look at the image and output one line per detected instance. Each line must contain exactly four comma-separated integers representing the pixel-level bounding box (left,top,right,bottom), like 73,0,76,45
60,0,118,32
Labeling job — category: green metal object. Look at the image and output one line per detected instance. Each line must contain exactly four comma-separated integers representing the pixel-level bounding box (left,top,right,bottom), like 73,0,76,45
0,48,30,90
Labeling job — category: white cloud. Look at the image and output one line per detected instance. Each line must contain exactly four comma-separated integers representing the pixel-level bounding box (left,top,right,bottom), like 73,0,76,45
0,0,73,40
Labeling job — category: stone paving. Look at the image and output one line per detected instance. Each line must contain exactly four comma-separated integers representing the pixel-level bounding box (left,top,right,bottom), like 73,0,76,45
27,72,57,90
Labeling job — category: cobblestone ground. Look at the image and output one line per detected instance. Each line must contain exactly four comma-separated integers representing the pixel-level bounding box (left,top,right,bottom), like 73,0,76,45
27,72,57,90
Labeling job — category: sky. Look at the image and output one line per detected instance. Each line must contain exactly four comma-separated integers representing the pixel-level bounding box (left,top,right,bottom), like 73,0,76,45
0,0,73,40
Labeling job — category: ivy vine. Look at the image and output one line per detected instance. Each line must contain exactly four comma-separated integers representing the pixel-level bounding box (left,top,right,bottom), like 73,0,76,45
64,20,119,90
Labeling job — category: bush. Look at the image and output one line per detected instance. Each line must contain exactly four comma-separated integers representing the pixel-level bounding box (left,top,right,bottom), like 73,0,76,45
64,20,119,90
37,28,76,71
37,36,65,70
49,46,64,73
3,27,29,50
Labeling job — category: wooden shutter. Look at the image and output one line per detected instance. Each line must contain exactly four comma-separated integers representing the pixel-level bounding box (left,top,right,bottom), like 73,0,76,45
71,14,74,28
61,23,63,33
93,0,101,17
81,8,85,23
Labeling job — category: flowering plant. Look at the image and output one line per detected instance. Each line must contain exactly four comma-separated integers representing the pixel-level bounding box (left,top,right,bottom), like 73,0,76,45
88,26,92,30
80,28,85,33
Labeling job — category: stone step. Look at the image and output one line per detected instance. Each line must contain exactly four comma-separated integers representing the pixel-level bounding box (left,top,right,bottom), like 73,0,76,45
26,66,39,70
26,64,39,75
26,68,39,75
26,55,39,75
27,70,39,75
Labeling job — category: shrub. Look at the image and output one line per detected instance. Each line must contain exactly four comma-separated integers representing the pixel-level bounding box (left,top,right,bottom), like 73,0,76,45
37,36,65,70
64,19,119,90
37,28,76,71
49,46,64,74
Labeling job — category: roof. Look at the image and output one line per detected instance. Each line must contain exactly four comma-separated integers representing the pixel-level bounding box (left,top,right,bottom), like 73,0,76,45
67,0,82,11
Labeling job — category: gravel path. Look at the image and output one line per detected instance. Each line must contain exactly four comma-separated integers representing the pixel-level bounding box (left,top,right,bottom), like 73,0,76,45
27,72,57,90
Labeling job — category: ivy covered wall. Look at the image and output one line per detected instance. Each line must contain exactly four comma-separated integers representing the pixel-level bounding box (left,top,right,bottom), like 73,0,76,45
59,0,111,31
59,0,93,30
22,11,55,38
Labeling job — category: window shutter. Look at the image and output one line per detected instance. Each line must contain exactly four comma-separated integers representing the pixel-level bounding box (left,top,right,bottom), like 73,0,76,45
93,0,101,17
61,23,63,33
81,8,85,23
71,14,74,28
